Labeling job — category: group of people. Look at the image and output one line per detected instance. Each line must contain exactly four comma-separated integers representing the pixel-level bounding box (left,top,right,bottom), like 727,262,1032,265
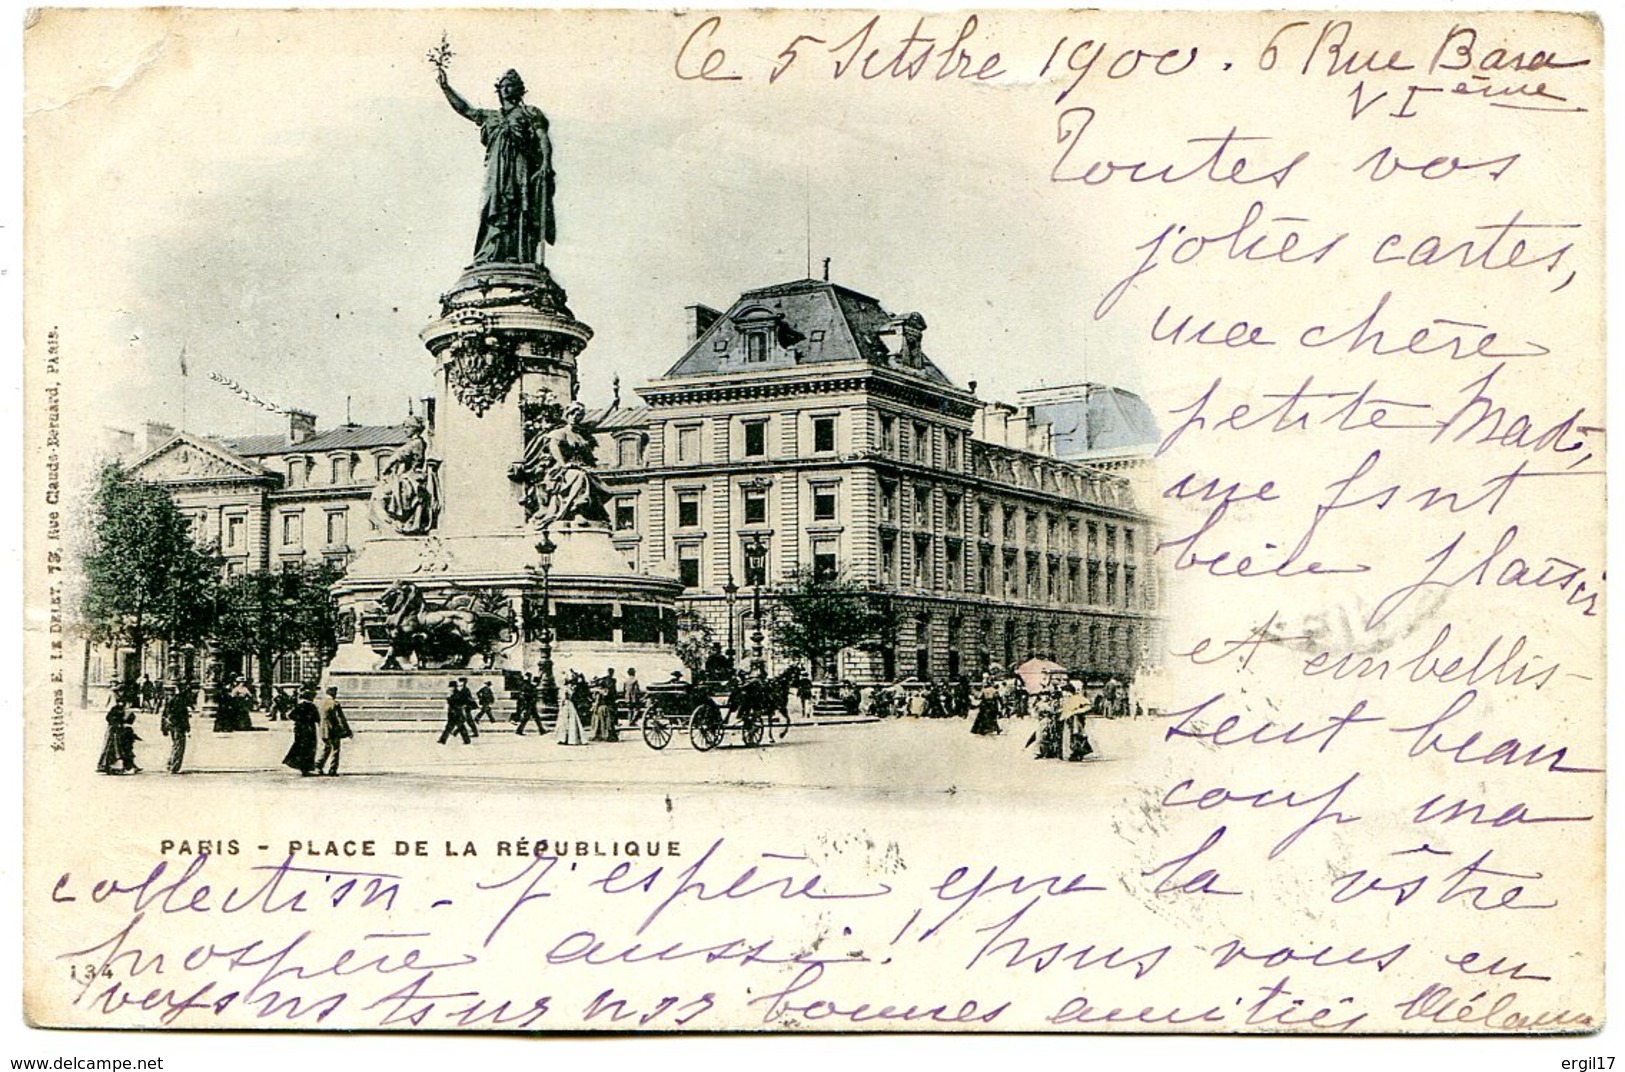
97,677,353,777
838,677,975,721
437,677,502,745
113,675,166,712
555,668,633,745
437,668,648,746
281,685,354,776
212,675,258,732
99,678,199,776
965,674,1097,761
1024,683,1095,762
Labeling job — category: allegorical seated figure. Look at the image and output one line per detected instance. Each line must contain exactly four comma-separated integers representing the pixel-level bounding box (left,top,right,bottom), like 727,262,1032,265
510,396,615,529
370,416,443,535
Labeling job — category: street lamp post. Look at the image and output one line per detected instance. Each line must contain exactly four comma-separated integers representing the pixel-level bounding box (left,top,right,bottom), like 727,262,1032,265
722,573,739,667
744,535,768,665
535,531,558,709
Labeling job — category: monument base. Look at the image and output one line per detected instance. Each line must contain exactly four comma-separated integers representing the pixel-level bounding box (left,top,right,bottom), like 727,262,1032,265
326,522,685,721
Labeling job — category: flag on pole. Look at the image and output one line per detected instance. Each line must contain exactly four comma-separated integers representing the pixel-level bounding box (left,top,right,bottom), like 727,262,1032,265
178,343,189,377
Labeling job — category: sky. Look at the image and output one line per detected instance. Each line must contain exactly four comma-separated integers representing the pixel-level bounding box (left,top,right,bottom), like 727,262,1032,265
25,9,1149,443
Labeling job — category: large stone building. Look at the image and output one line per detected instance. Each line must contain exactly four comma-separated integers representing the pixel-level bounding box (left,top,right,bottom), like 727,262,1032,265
101,413,410,687
113,275,1161,689
595,277,1162,683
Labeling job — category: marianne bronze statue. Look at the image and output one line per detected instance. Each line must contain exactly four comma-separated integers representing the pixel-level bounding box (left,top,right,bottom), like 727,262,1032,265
436,64,556,266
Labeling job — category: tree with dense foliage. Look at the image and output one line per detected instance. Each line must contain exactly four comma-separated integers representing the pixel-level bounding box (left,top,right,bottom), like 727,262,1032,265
771,567,895,680
81,464,220,676
214,562,345,702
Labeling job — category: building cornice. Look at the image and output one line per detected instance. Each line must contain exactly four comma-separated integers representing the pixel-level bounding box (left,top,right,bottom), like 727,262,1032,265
267,487,375,504
638,364,980,420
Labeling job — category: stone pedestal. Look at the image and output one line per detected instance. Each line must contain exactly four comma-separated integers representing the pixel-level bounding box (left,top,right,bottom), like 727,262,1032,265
325,263,684,717
421,263,591,537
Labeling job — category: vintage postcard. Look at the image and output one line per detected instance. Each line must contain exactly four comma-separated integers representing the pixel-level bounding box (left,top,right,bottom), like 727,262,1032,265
19,8,1606,1036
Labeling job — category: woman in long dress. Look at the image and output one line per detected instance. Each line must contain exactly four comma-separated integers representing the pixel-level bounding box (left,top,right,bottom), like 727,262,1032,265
1063,687,1095,762
213,678,239,733
969,679,1002,736
589,678,618,742
1031,690,1063,759
282,689,321,775
556,672,588,746
96,698,125,774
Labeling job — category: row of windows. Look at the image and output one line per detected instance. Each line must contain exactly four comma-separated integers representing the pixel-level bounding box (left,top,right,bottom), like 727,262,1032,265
672,536,836,590
883,615,1141,655
276,450,394,489
650,474,1142,559
876,414,962,469
218,553,349,579
879,535,1144,608
667,483,840,530
621,480,1142,554
972,447,1120,503
634,413,976,470
279,509,351,549
656,413,841,467
187,507,352,553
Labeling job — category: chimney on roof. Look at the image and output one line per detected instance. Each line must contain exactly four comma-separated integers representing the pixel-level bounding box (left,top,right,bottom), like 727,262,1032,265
1028,414,1055,456
981,402,1015,446
686,304,722,345
1008,409,1030,450
286,409,317,445
143,421,175,451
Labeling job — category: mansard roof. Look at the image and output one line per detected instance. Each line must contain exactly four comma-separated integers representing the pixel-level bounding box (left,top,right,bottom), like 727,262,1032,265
217,423,411,457
1020,385,1161,459
659,278,958,388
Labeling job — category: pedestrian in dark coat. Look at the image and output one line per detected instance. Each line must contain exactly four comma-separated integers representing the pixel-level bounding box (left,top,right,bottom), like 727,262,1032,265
283,688,321,775
440,679,472,745
476,681,497,724
97,696,130,774
456,678,479,737
515,673,546,735
622,668,644,727
161,684,193,774
969,678,1002,737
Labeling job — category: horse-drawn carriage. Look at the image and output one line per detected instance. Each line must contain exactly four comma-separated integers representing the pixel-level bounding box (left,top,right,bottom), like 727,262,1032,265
640,673,790,751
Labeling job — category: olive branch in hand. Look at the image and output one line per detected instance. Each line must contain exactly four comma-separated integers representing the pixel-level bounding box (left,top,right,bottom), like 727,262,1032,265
426,32,455,73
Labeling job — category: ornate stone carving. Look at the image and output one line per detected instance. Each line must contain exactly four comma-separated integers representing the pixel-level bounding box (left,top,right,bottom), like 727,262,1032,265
442,311,521,416
410,536,455,574
140,442,252,481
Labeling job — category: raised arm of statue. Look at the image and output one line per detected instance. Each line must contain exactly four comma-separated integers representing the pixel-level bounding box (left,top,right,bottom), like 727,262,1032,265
436,69,478,123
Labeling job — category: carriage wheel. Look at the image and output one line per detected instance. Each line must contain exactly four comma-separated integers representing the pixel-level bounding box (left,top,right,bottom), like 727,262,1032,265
741,714,765,748
690,704,723,751
642,714,673,751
